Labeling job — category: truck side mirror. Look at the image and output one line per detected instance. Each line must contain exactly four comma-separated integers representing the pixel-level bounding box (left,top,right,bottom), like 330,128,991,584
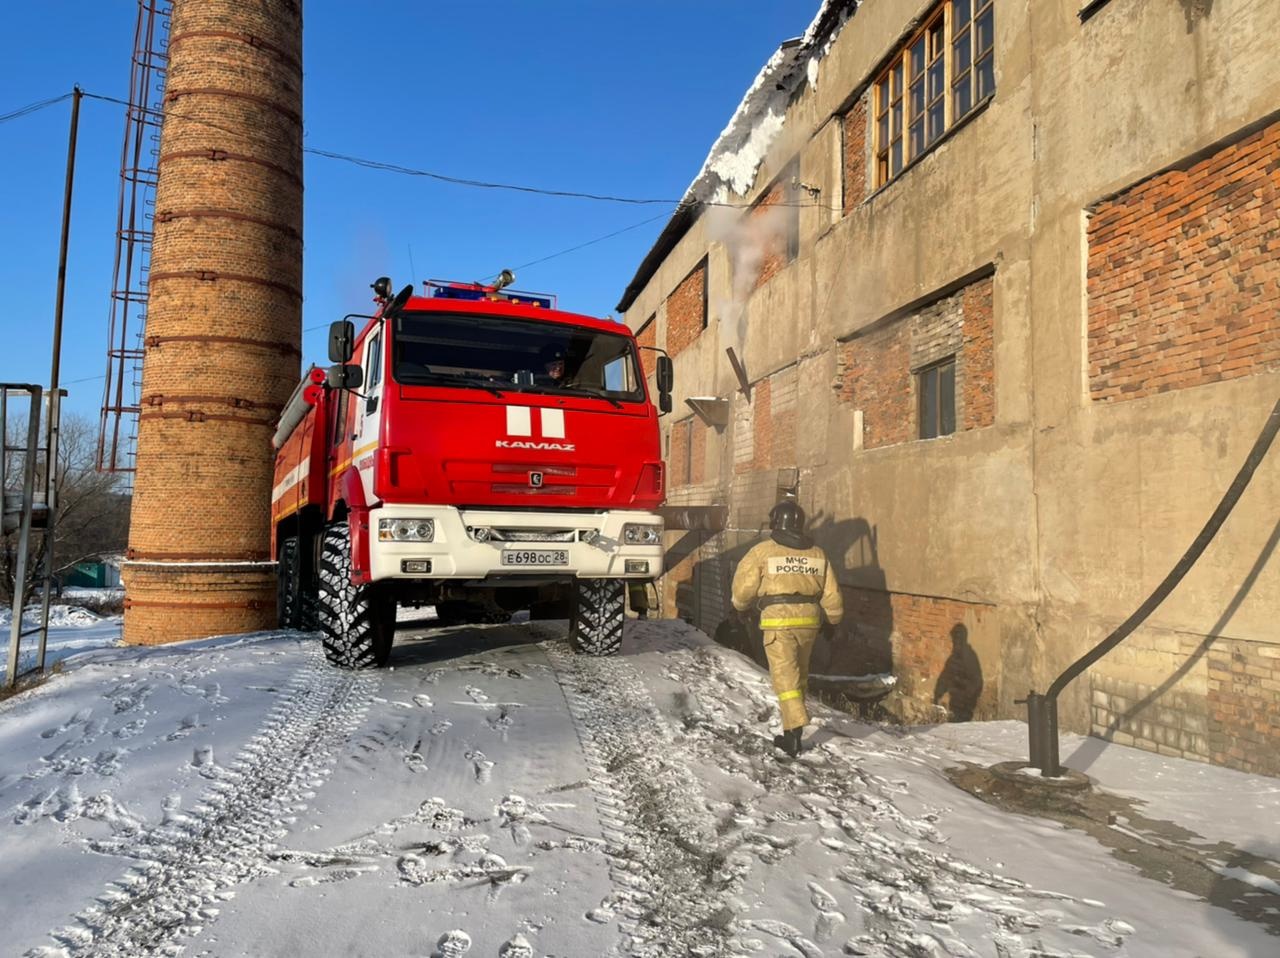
656,355,673,393
328,320,355,363
656,354,673,415
326,363,364,391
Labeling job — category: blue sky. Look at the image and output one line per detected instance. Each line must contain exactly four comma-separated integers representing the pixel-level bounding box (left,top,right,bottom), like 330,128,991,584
0,1,810,422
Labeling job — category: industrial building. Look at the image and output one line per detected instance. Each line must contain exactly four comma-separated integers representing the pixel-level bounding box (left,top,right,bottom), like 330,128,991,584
620,0,1280,774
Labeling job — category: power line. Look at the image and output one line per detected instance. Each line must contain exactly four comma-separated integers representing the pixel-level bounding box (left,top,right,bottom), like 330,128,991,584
0,92,73,125
79,90,844,212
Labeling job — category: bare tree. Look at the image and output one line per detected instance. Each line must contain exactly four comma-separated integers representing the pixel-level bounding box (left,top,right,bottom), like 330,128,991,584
2,413,130,607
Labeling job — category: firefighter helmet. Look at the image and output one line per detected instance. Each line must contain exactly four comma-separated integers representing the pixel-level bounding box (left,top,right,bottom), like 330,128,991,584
769,498,805,536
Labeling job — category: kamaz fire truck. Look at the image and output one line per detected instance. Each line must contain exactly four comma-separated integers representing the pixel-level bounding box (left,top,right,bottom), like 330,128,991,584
270,275,671,668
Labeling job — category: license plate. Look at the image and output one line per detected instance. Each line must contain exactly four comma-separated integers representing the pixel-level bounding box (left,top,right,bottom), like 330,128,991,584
500,549,568,567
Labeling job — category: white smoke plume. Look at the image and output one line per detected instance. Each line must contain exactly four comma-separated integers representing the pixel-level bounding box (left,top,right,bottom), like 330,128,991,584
707,192,793,357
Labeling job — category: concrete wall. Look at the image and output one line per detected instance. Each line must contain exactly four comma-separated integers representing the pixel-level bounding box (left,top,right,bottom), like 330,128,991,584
625,0,1280,773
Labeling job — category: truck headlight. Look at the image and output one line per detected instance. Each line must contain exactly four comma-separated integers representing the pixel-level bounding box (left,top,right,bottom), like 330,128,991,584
622,522,662,545
378,518,435,542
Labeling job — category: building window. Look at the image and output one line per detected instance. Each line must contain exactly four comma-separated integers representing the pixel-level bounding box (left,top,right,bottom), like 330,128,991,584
918,358,956,439
874,0,995,188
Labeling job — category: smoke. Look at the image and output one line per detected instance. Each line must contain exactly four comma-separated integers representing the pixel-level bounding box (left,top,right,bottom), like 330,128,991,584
707,202,792,356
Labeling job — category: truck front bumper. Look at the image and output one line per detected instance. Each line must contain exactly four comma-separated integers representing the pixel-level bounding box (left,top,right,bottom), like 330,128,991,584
366,506,664,581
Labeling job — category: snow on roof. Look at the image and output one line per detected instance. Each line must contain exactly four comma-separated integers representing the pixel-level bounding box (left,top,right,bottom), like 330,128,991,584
617,0,859,312
683,0,858,207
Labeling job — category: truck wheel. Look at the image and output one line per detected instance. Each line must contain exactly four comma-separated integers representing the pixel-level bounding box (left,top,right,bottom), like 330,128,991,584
569,579,624,656
276,536,302,630
316,521,394,669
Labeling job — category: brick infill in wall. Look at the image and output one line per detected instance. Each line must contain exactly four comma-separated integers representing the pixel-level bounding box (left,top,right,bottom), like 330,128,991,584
834,273,995,448
665,261,706,357
1087,118,1280,402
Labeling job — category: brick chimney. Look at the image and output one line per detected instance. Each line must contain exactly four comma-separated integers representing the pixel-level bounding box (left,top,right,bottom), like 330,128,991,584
124,0,303,644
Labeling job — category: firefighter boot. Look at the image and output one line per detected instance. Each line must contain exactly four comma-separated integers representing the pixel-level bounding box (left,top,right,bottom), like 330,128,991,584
772,727,803,758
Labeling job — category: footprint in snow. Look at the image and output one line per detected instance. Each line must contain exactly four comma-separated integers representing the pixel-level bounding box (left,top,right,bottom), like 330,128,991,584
466,749,495,784
413,694,433,708
498,932,533,957
431,929,472,957
808,881,846,942
465,685,489,704
40,708,93,739
404,751,427,774
430,720,452,736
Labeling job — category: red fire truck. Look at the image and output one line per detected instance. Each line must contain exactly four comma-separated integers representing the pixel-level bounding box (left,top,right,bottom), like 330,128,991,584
270,275,671,668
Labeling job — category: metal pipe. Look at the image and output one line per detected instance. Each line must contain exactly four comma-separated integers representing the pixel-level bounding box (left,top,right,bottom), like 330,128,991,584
1027,396,1280,775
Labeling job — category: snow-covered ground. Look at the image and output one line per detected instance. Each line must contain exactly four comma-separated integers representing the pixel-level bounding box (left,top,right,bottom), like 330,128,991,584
0,618,1276,957
1,600,123,683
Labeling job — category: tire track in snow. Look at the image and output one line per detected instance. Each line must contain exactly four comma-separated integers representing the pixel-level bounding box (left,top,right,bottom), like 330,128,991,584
544,640,749,958
26,645,377,958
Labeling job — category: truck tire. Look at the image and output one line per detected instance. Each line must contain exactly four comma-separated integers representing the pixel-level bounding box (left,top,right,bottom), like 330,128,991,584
276,536,303,630
316,521,394,669
569,578,624,656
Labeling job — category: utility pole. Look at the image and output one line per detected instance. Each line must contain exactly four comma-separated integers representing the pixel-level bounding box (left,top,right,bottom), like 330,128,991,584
34,85,83,672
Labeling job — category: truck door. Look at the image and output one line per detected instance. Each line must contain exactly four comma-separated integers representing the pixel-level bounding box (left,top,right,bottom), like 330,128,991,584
353,322,385,500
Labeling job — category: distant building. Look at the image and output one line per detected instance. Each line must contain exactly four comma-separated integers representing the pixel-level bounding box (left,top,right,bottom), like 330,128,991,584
620,0,1280,775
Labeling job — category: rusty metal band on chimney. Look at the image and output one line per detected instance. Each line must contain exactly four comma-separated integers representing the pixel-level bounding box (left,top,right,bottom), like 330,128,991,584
155,209,302,241
143,394,283,412
146,272,303,302
124,598,272,611
167,30,302,72
164,87,302,126
136,410,279,428
127,547,273,562
159,149,303,187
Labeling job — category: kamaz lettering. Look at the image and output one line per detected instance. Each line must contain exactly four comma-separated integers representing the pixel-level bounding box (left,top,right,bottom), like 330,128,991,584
495,440,576,451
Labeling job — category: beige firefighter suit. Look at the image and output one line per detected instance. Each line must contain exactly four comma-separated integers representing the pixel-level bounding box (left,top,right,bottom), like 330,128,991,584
731,539,844,730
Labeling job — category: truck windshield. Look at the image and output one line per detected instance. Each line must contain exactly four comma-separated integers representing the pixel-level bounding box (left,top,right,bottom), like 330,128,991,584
393,311,646,403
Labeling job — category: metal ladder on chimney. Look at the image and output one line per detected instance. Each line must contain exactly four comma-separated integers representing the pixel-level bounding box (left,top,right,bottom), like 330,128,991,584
3,384,63,689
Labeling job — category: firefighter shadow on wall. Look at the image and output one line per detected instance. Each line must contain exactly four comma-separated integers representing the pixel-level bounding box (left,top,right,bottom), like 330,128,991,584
932,624,983,722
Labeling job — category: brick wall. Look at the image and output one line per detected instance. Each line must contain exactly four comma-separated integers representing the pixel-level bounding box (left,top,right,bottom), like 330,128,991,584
834,275,995,447
1090,631,1280,776
753,182,789,292
834,324,913,449
1208,637,1280,776
843,95,869,211
1087,119,1280,403
749,377,773,472
690,417,707,484
636,315,657,379
669,417,692,488
962,278,996,428
666,260,706,357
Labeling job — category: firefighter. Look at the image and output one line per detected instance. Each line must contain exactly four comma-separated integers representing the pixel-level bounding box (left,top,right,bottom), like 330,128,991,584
731,498,843,758
540,345,567,384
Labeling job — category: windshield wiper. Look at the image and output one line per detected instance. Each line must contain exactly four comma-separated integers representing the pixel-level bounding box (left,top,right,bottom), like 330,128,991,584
558,386,623,409
408,372,504,398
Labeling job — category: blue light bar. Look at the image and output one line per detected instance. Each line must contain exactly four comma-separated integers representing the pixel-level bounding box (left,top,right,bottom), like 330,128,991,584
424,279,556,309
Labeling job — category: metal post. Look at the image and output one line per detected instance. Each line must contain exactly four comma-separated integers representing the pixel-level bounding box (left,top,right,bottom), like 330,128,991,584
49,86,82,397
35,389,63,674
5,388,42,689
